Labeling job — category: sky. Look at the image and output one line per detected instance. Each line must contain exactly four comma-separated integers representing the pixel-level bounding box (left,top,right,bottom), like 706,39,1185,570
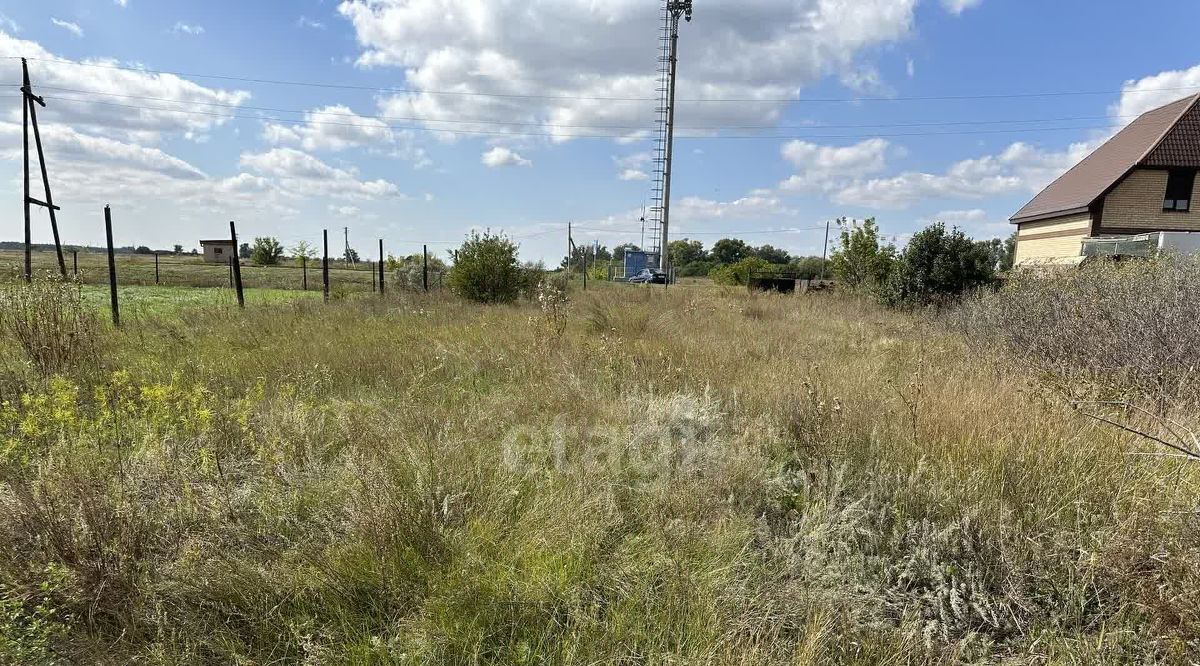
3,0,1200,263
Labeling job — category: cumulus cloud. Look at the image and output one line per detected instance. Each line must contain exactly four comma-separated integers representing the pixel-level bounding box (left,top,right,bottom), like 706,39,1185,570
263,105,395,152
941,0,983,15
240,147,402,199
0,31,249,144
831,141,1094,209
1113,64,1200,120
50,18,83,38
614,151,652,181
779,138,890,193
297,16,326,29
338,0,918,141
480,146,531,168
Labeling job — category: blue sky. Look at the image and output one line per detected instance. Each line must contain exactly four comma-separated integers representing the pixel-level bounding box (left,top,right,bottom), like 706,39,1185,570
3,0,1200,263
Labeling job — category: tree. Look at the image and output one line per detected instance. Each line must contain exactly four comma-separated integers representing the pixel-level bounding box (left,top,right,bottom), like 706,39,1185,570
344,248,360,264
668,239,707,267
880,222,995,307
974,232,1017,274
387,252,448,290
612,243,640,262
172,244,184,255
828,218,894,289
239,242,251,259
561,244,611,272
135,245,153,255
789,256,826,280
753,244,791,265
250,237,285,266
711,238,752,265
448,230,522,304
291,240,315,267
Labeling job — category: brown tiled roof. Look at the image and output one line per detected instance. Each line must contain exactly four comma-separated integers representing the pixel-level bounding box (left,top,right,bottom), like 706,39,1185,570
1011,94,1200,223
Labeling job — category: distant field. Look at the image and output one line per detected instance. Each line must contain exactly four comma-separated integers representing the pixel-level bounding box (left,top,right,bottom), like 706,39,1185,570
0,249,385,292
77,284,321,318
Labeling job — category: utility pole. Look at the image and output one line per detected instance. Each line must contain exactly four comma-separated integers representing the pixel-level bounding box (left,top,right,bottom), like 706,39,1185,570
820,220,831,279
657,0,693,273
567,222,572,285
343,226,352,264
21,58,67,280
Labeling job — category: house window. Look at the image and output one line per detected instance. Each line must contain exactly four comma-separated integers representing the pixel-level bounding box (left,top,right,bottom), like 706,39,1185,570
214,247,223,255
1163,169,1195,212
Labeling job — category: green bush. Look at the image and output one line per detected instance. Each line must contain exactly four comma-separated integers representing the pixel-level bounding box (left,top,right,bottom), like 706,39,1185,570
880,223,994,307
447,231,523,304
709,257,772,286
677,260,716,277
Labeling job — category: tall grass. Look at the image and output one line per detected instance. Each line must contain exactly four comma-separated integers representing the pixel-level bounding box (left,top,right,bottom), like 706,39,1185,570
0,285,1196,662
0,275,98,378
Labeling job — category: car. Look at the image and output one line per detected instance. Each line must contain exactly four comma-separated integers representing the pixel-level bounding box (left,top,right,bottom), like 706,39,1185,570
627,268,670,284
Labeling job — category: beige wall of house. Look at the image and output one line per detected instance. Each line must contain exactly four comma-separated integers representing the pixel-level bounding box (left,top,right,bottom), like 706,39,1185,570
1102,168,1200,232
1013,212,1091,266
202,243,234,264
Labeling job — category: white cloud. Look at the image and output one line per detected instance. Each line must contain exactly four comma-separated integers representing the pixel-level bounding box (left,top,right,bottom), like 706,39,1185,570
941,0,983,15
297,16,326,29
338,0,918,141
779,138,890,192
675,193,794,222
263,105,394,152
50,18,83,38
614,151,651,181
171,22,205,36
831,141,1095,209
931,209,987,223
115,0,128,7
481,146,531,168
0,14,18,33
1113,64,1200,120
240,147,402,200
0,31,250,143
906,58,915,79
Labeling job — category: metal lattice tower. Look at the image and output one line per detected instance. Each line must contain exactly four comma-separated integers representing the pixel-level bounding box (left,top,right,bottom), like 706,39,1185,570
646,0,692,270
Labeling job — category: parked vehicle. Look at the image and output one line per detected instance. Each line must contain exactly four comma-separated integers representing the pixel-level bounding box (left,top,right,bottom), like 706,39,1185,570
628,268,670,284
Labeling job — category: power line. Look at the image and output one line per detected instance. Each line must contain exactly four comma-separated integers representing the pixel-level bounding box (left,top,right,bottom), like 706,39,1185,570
34,92,1121,140
10,56,1200,104
31,84,1148,131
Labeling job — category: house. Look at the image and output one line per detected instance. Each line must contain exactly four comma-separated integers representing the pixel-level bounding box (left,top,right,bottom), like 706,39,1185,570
1011,93,1200,266
199,239,235,264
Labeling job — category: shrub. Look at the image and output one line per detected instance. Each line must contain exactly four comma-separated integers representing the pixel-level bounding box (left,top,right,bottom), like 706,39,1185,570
953,253,1200,405
880,223,995,307
709,257,772,286
677,260,716,278
389,253,449,291
447,231,522,304
0,275,98,377
250,237,284,266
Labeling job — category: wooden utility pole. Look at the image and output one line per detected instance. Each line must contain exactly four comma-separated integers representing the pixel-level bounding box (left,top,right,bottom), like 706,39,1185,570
104,206,119,326
229,221,244,308
21,58,66,279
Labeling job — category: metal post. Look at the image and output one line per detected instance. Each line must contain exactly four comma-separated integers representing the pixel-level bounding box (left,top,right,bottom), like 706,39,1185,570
371,260,377,293
72,250,77,277
302,255,308,290
154,253,160,285
322,229,330,303
104,206,119,326
379,239,386,296
567,222,572,288
422,244,429,292
229,221,244,308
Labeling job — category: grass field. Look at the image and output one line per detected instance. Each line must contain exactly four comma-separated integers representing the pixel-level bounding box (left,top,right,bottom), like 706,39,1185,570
1,282,1197,663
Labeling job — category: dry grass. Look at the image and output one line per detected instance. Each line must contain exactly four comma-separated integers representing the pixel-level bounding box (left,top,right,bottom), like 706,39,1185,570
0,284,1196,663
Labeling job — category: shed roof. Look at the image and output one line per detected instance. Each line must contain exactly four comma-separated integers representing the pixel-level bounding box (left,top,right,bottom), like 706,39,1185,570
1011,94,1200,223
199,239,234,245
